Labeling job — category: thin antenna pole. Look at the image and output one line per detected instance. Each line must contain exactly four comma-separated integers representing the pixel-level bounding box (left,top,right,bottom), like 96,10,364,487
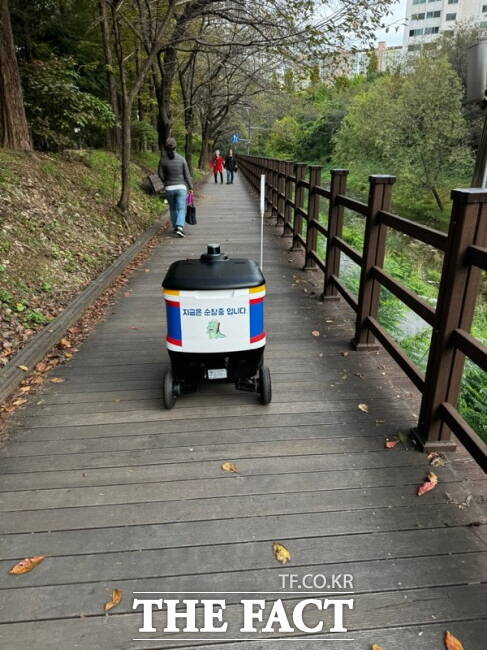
260,174,265,270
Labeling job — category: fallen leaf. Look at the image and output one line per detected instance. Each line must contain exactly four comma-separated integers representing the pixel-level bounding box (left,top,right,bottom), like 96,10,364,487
19,386,31,393
444,631,464,650
9,555,46,575
31,376,44,385
428,452,446,468
58,338,71,349
221,462,237,473
273,542,291,565
372,645,383,650
427,471,438,485
50,377,65,384
358,403,369,413
104,588,123,612
17,365,29,372
311,330,320,337
385,440,398,449
12,398,27,407
417,481,436,496
341,351,349,357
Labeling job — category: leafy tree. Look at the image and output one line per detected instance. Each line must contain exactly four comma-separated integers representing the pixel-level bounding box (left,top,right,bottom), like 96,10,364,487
267,115,300,158
334,56,472,211
21,57,115,150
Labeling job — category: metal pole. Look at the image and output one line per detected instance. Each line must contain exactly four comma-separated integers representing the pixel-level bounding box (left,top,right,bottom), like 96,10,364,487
260,174,265,270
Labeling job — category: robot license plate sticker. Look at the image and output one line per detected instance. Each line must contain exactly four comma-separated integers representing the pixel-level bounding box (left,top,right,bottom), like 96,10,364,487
163,285,265,353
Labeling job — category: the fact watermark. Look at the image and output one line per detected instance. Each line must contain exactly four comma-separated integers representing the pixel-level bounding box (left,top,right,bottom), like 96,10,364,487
132,573,355,642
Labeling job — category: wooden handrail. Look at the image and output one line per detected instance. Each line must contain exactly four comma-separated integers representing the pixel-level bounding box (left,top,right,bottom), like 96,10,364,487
237,154,487,469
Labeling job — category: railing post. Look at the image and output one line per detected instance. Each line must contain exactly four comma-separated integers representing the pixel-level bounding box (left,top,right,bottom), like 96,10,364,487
277,160,286,226
262,158,272,217
352,174,396,350
271,160,278,221
291,163,307,251
303,165,322,270
282,161,294,237
323,169,349,300
414,188,487,452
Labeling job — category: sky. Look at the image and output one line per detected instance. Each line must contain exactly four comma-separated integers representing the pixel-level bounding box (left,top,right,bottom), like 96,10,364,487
375,0,408,47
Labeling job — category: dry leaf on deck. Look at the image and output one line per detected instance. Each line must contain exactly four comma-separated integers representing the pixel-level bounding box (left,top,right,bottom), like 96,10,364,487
221,462,238,473
104,588,123,612
12,398,27,407
417,480,436,496
19,386,31,393
311,330,320,337
9,555,46,575
358,403,369,413
50,377,65,384
428,452,446,468
444,631,464,650
58,338,71,348
17,365,29,372
372,645,383,650
341,351,349,357
385,440,398,449
273,542,291,565
427,471,438,485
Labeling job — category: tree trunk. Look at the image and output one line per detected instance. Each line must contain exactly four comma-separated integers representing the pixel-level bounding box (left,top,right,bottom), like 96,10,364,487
0,0,32,150
431,186,444,212
98,0,120,151
117,97,132,215
155,62,173,150
185,127,193,173
199,127,211,170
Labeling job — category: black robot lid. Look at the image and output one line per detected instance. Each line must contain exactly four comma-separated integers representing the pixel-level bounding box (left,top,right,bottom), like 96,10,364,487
162,244,265,291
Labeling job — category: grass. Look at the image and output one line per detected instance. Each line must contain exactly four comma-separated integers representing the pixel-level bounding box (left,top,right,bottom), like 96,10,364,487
0,147,178,354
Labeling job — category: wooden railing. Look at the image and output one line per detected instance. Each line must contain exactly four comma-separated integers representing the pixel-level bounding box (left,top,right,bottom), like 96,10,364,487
238,155,487,471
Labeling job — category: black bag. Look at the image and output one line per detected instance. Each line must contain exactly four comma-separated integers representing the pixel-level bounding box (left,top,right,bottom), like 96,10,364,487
185,204,197,225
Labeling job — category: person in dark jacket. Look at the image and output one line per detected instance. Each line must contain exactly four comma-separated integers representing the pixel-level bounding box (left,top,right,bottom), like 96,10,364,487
224,149,236,184
158,137,193,238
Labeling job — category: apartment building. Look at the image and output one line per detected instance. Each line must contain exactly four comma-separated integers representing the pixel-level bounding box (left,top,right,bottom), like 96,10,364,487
404,0,487,50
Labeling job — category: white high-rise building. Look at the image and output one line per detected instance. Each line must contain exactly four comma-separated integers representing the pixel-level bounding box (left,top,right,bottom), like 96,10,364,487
403,0,487,51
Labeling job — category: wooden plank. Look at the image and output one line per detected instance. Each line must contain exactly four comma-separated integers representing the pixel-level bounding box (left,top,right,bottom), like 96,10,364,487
3,482,472,534
0,526,482,586
0,438,426,474
2,554,487,623
0,465,470,512
0,585,485,649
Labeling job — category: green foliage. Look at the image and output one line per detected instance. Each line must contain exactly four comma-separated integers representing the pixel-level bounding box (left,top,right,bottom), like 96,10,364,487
333,56,472,212
266,116,301,158
21,57,115,150
23,309,48,324
131,120,158,151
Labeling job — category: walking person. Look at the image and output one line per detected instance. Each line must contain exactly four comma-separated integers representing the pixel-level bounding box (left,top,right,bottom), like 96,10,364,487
158,137,193,238
210,149,224,184
225,149,236,184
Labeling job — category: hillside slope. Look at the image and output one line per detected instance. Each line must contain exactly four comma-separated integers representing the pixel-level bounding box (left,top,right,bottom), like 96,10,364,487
0,149,165,364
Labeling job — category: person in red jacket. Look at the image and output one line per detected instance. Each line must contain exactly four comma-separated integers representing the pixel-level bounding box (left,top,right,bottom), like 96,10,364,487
210,149,224,184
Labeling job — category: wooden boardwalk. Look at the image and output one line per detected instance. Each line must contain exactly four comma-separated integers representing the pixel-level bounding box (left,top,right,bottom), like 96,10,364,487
0,174,486,649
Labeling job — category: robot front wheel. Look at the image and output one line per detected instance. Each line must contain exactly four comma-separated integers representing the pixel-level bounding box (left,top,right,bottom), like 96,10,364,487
258,366,272,405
